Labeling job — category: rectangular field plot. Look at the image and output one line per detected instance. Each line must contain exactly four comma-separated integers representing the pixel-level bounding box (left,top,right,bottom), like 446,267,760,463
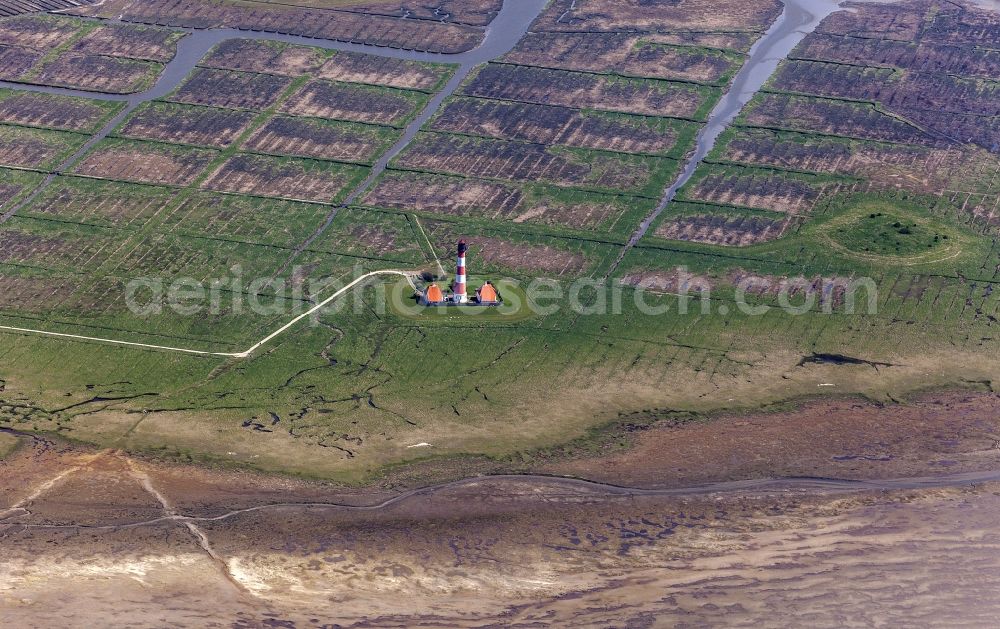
0,124,85,170
362,170,651,235
462,64,717,120
331,0,502,27
242,115,396,164
678,164,831,214
317,51,455,91
75,0,486,55
0,216,123,272
117,102,257,148
0,268,78,315
0,44,41,81
33,53,164,94
307,208,425,264
769,59,899,101
716,127,930,178
200,39,326,77
72,138,218,186
200,153,367,203
99,232,298,282
70,23,185,63
394,132,678,197
645,31,758,53
793,32,1000,80
740,93,937,145
773,59,1000,118
169,68,293,111
650,203,795,246
532,0,782,34
894,107,1000,155
505,33,742,84
0,167,43,210
280,80,428,127
430,97,697,157
0,89,123,133
15,177,177,229
158,191,330,247
421,220,608,278
0,14,78,49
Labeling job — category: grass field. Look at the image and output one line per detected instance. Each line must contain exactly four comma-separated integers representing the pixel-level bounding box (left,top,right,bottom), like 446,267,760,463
2,0,1000,483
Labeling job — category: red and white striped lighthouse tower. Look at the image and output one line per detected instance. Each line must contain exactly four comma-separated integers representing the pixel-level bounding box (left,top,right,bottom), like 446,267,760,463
454,240,468,303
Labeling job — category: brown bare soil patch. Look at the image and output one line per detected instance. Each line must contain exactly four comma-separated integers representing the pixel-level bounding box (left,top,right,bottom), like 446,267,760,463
430,97,680,155
654,212,792,245
33,53,160,94
771,58,1000,150
280,80,422,126
649,31,757,52
73,141,217,186
0,125,78,169
119,103,256,148
396,133,660,194
0,14,78,49
317,51,452,91
507,33,738,84
686,169,821,214
478,239,587,276
200,39,325,77
0,223,110,270
0,92,119,133
170,68,292,111
243,116,388,163
795,32,1000,81
430,231,588,276
0,45,42,81
896,106,1000,155
533,0,782,33
0,273,77,313
722,129,931,179
463,64,711,119
339,0,503,26
343,223,401,253
71,23,183,63
727,268,854,304
508,199,618,229
201,153,363,203
68,0,485,53
775,1,1000,153
365,170,522,216
619,268,714,292
0,182,22,208
364,171,627,230
743,93,935,145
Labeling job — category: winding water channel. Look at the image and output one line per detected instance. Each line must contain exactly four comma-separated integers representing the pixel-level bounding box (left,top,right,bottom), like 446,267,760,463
3,0,848,232
0,0,550,224
611,0,847,270
0,0,852,279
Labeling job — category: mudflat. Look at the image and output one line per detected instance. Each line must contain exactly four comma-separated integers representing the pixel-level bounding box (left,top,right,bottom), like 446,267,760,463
4,391,1000,626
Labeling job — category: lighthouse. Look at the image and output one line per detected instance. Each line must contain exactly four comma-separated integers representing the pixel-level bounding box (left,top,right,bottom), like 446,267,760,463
453,240,469,303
